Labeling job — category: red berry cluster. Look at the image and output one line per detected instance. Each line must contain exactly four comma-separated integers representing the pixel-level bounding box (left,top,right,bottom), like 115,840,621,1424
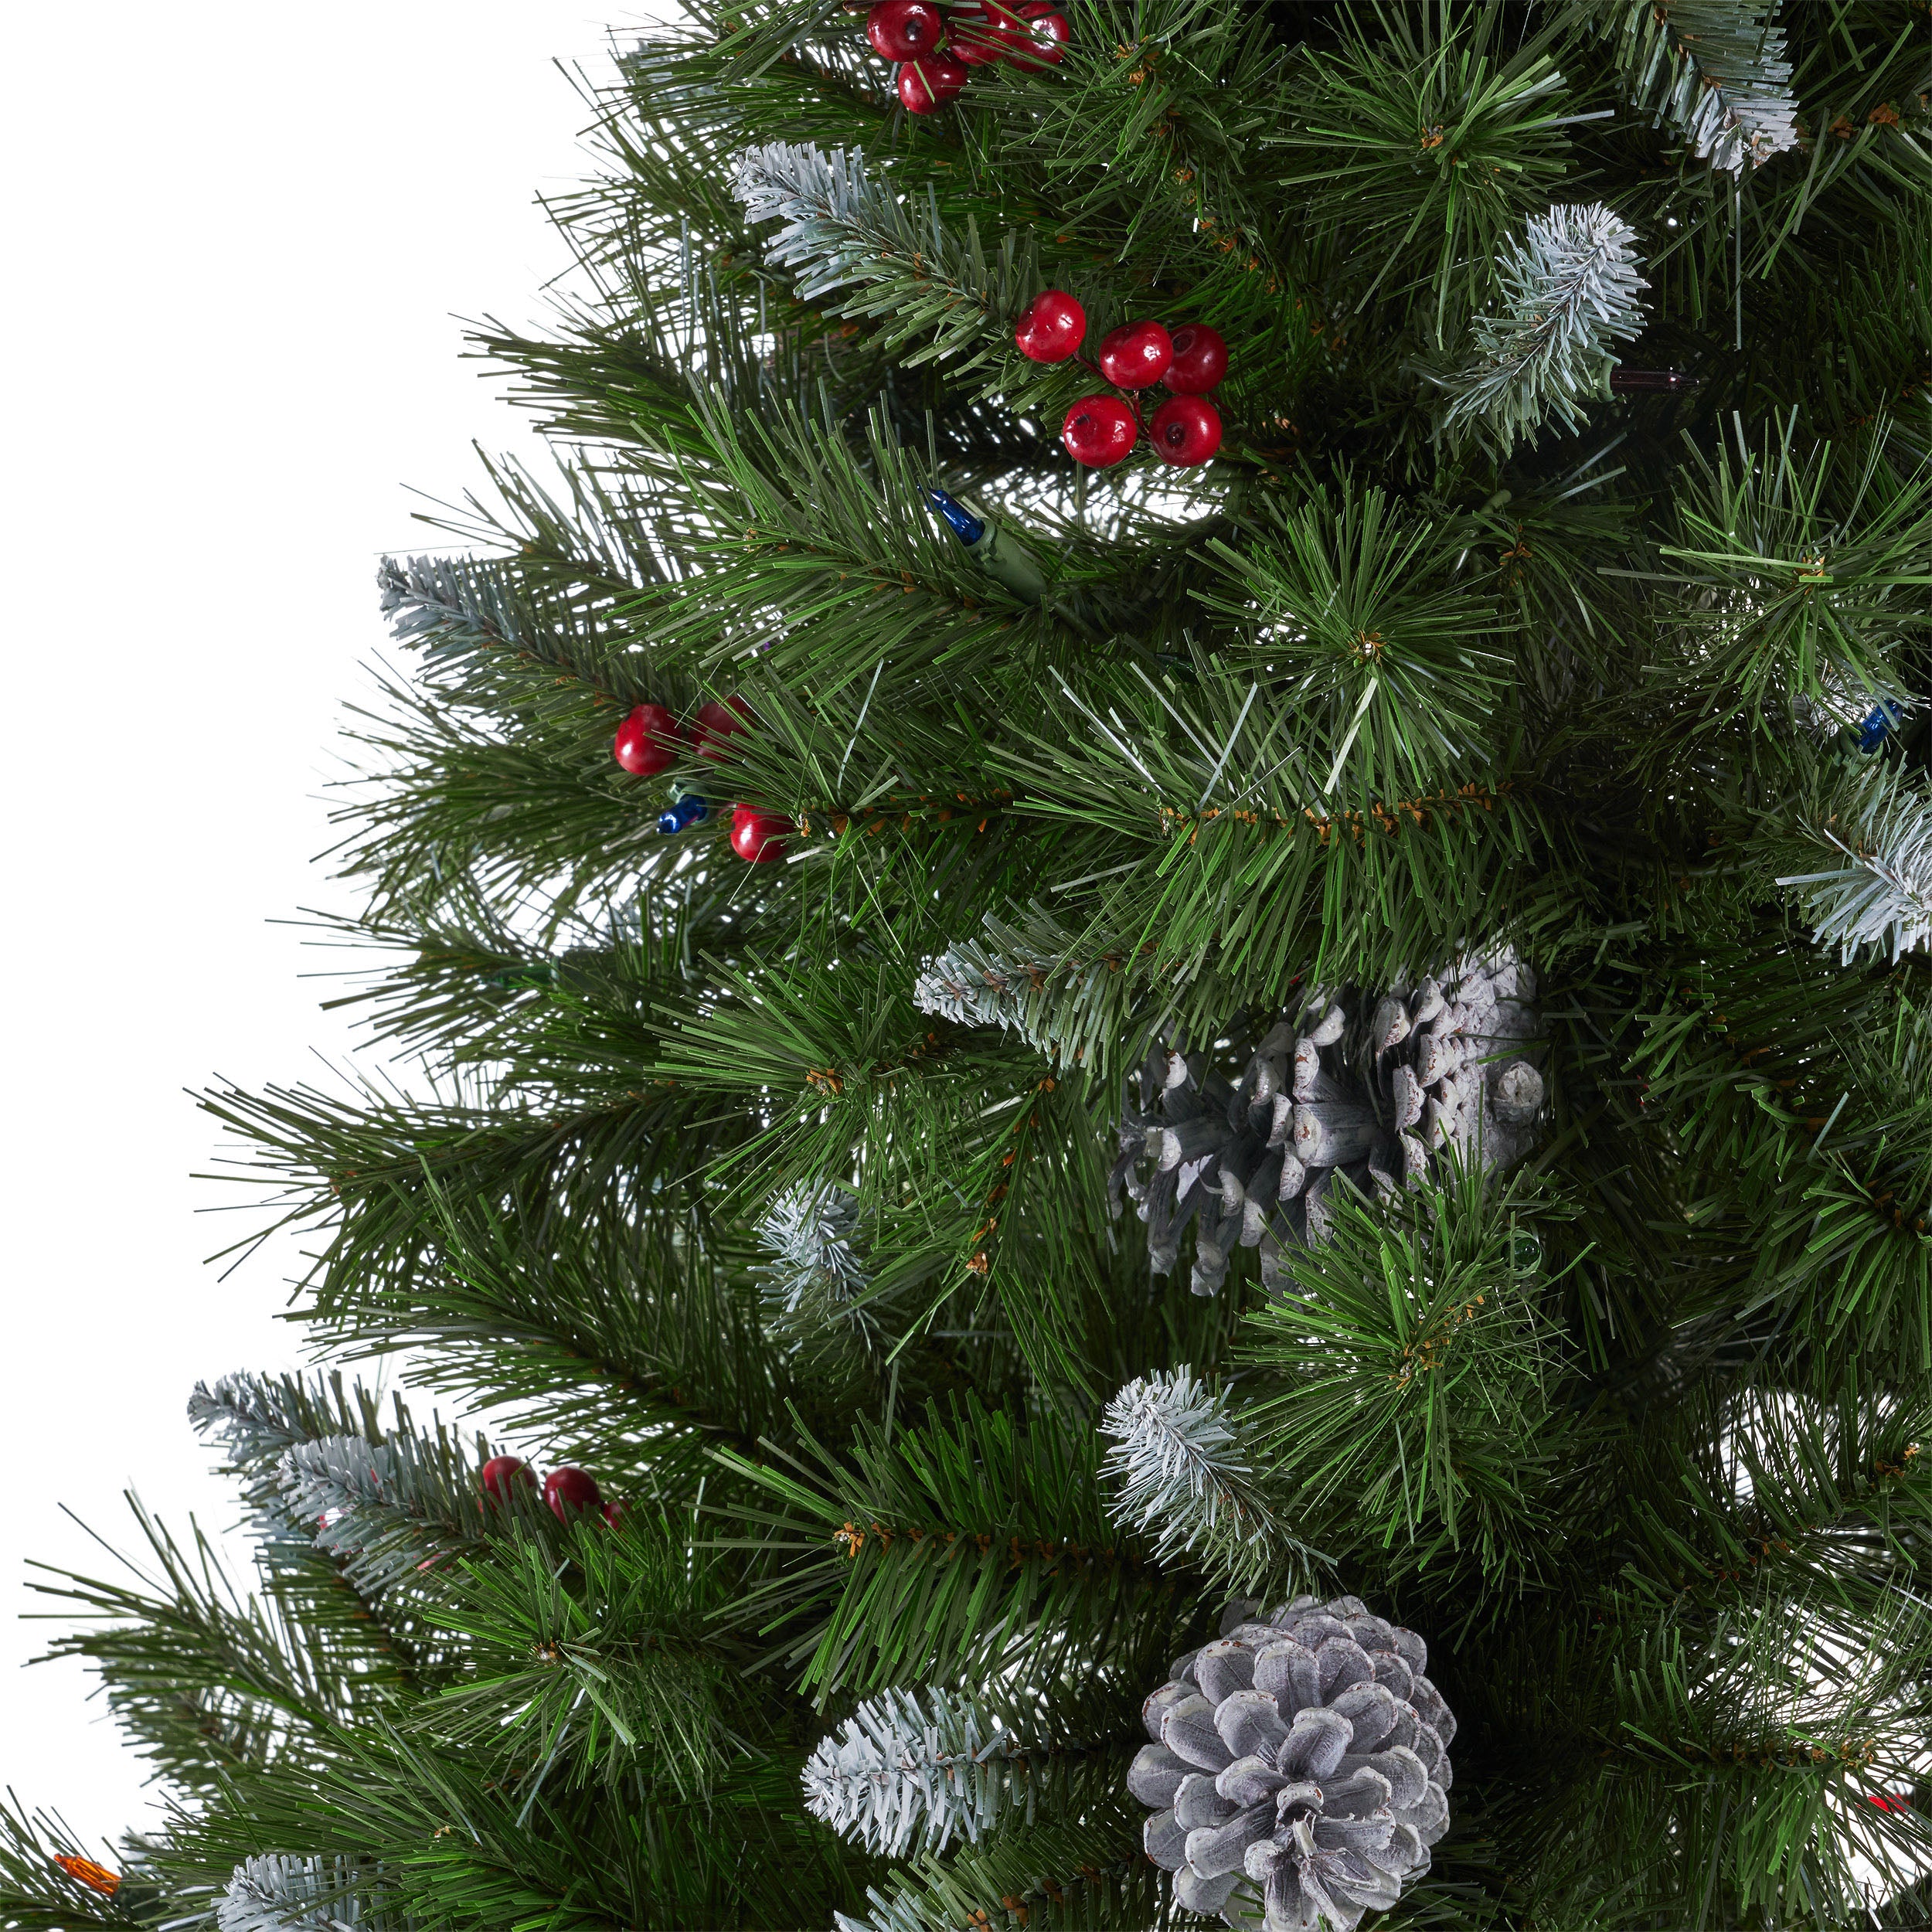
865,0,1066,114
481,1454,629,1530
611,694,791,863
1014,291,1228,470
612,695,750,775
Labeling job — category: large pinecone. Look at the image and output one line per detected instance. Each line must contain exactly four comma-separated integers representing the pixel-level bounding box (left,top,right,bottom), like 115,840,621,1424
1107,948,1544,1294
1128,1596,1453,1932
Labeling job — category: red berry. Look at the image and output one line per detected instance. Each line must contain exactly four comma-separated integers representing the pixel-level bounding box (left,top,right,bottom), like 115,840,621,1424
544,1466,602,1520
1151,394,1223,467
480,1455,535,1502
948,2,1009,62
692,696,752,761
1062,395,1138,468
1097,320,1173,390
1165,323,1229,394
730,803,791,864
601,1501,630,1530
1005,3,1067,66
866,0,942,59
613,702,681,776
897,50,968,111
1014,289,1086,363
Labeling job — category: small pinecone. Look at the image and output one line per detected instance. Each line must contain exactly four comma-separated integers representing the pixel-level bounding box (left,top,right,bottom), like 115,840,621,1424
1107,948,1544,1295
1128,1595,1453,1932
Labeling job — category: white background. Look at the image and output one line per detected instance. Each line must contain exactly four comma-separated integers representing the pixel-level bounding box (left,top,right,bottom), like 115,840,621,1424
0,1,630,1850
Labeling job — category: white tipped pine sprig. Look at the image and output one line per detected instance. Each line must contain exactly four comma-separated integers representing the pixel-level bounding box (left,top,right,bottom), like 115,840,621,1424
379,554,519,658
190,1371,404,1572
913,907,1145,1066
913,934,1070,1055
1776,765,1932,964
731,142,884,306
281,1435,402,1520
755,1183,875,1344
1100,1369,1309,1593
803,1685,1097,1856
377,551,634,708
190,1372,333,1473
218,1856,374,1932
731,142,1026,371
277,1427,481,1594
1590,0,1799,174
189,1370,389,1478
377,553,556,675
1440,203,1647,451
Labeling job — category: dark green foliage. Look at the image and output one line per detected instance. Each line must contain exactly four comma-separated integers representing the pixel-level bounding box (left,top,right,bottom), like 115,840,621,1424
1200,475,1514,793
1271,5,1590,352
839,1808,1163,1932
12,2,1932,1930
423,1510,763,1798
27,1509,353,1795
1243,1172,1580,1593
717,1392,1184,1698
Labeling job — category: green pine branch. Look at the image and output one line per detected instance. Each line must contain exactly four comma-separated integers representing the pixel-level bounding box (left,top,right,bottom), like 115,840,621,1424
712,1393,1181,1699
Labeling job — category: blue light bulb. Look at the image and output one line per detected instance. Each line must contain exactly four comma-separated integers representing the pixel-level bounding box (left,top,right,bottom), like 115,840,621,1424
926,487,986,547
1857,702,1900,753
658,793,709,834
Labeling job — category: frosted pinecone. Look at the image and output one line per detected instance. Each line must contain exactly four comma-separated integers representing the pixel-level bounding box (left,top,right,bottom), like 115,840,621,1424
1128,1596,1453,1932
1107,947,1545,1294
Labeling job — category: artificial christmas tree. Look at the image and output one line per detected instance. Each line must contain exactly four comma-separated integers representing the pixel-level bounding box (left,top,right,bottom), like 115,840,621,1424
8,2,1932,1929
